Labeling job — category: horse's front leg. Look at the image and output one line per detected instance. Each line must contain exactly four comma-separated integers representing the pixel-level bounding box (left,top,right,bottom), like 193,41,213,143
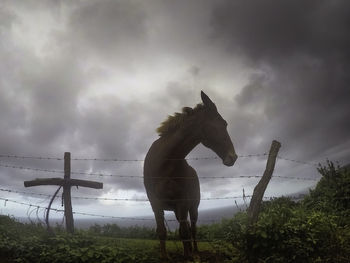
189,206,199,253
154,209,168,260
176,207,193,260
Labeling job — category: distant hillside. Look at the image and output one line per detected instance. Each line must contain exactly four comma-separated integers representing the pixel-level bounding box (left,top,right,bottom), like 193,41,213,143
17,205,244,231
74,205,243,230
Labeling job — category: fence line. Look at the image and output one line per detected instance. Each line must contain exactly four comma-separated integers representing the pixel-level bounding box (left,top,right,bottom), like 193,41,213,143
72,171,319,180
277,155,319,167
0,152,320,167
0,162,64,174
0,151,326,229
1,187,253,201
0,153,268,162
2,195,349,224
13,186,350,204
0,154,63,161
70,153,269,161
0,152,321,167
0,162,319,181
0,197,216,223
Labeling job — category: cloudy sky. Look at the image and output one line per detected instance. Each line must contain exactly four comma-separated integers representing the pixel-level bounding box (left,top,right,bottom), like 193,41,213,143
1,0,349,221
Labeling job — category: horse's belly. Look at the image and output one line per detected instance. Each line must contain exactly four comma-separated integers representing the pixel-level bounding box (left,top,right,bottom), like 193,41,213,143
162,202,176,211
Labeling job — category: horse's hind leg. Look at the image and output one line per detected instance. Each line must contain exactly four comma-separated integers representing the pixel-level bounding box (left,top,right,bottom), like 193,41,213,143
189,206,199,253
154,209,168,259
176,207,192,259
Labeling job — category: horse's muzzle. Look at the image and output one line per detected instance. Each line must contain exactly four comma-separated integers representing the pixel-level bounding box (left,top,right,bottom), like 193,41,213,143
223,152,238,166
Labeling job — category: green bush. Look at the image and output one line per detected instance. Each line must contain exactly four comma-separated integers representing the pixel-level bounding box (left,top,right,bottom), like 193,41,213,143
245,203,347,262
223,162,350,263
304,161,350,220
0,216,158,263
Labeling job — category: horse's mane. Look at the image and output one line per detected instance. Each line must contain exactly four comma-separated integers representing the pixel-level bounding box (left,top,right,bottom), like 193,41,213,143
157,103,205,137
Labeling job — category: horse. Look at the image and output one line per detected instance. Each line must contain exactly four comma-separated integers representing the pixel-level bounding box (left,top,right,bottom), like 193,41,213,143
143,91,237,260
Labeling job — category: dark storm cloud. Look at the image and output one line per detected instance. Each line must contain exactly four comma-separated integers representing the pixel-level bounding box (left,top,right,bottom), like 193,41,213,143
211,0,350,163
67,0,148,64
211,0,350,63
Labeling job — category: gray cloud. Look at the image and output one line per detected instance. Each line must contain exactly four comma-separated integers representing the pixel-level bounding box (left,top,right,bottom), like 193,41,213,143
67,0,148,63
211,0,350,63
0,0,349,218
211,0,350,163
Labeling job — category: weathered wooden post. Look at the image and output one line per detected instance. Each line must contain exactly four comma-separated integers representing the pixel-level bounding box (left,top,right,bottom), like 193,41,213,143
24,152,103,233
246,140,281,262
63,152,74,233
247,140,281,225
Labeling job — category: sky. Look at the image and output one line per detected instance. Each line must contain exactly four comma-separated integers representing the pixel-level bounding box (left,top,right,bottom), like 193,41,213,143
0,0,349,222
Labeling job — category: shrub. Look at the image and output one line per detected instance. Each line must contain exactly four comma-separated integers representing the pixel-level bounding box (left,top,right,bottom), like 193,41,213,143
304,161,350,220
224,162,350,263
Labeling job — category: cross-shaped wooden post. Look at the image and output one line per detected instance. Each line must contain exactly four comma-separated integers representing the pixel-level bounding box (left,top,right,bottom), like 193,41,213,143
24,152,103,233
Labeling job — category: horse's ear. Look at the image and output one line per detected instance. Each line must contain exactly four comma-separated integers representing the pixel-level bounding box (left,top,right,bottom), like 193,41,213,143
201,91,217,111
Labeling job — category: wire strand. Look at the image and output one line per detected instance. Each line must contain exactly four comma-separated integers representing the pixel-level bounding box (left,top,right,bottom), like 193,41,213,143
0,154,62,160
0,153,268,162
0,162,319,180
0,187,252,201
277,155,319,167
0,152,322,167
2,196,349,223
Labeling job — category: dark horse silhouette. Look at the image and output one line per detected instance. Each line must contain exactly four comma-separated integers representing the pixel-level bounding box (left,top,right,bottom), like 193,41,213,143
144,91,237,259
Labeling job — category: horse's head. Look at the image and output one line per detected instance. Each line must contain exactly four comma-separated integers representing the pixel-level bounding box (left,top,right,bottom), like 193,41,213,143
199,91,237,166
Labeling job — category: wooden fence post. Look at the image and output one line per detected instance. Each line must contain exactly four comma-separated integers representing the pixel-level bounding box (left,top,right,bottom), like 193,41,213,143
247,140,281,225
63,152,74,233
24,152,103,234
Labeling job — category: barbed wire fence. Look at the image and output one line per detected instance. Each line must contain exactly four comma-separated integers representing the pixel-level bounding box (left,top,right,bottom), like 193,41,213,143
0,152,321,201
0,151,331,244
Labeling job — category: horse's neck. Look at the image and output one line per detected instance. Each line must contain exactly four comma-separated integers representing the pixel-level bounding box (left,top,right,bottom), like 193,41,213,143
163,127,201,159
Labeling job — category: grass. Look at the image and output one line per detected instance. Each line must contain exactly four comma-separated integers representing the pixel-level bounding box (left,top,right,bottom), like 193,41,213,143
87,235,237,262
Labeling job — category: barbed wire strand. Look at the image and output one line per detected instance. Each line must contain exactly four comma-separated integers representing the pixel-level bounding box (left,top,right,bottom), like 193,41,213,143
277,155,319,167
0,163,319,181
1,195,349,230
70,153,269,162
0,154,63,161
0,187,252,201
0,197,218,223
2,187,324,202
0,153,322,168
0,153,266,162
0,162,64,174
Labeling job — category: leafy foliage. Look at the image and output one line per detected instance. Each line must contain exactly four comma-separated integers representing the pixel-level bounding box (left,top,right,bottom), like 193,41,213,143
0,218,158,263
0,216,226,262
88,223,157,239
304,160,350,219
223,161,350,263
